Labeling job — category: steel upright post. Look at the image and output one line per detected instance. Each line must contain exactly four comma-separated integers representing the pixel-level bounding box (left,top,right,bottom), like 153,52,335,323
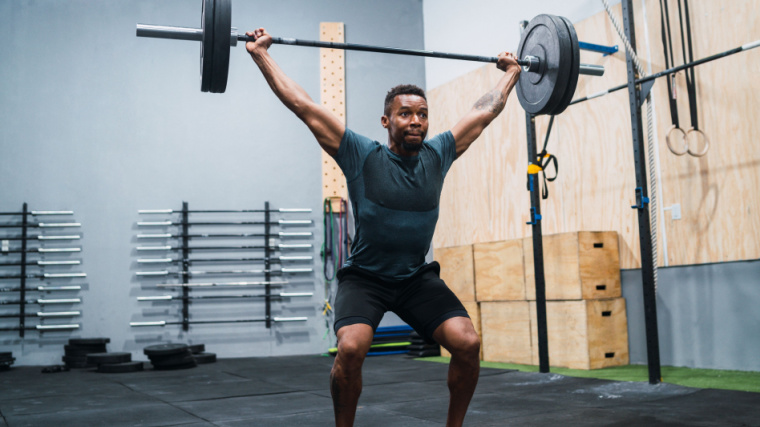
622,0,662,384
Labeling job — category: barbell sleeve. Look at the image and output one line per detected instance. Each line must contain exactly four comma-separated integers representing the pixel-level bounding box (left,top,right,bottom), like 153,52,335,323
38,260,81,266
31,211,74,215
137,24,203,42
579,64,605,76
36,311,81,318
273,316,308,322
35,324,80,330
131,321,167,327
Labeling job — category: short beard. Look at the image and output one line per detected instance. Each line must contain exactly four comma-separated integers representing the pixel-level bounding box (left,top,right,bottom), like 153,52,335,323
401,141,422,152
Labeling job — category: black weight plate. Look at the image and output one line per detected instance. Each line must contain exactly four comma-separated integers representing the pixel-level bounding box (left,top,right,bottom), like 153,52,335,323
69,337,110,345
544,15,572,116
152,355,198,370
148,349,192,363
86,352,132,365
62,355,88,363
200,0,215,92
551,16,580,115
97,361,144,374
143,343,189,357
188,343,205,354
66,344,107,352
62,356,93,368
516,15,568,115
210,0,231,93
151,354,195,367
65,345,106,356
193,352,216,364
0,352,11,358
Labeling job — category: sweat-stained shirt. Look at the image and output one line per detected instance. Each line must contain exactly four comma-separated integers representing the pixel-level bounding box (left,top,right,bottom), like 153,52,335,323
331,128,456,281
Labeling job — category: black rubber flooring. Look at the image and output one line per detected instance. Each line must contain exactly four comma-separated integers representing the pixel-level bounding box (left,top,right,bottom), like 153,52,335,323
1,355,758,426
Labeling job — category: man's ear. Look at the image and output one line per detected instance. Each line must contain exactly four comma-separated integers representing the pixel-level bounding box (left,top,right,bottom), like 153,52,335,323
381,115,389,128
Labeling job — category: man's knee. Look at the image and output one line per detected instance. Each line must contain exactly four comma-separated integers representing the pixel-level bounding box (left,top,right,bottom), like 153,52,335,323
338,337,370,361
335,323,373,368
450,330,480,359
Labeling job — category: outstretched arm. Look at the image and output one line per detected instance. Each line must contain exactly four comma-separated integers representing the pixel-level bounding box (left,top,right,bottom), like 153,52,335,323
450,52,521,158
246,28,344,156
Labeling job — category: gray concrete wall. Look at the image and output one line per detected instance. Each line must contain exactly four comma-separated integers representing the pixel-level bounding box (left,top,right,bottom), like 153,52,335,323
0,0,425,365
622,260,760,372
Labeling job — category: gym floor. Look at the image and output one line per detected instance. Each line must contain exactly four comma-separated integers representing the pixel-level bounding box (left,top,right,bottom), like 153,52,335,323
1,355,758,426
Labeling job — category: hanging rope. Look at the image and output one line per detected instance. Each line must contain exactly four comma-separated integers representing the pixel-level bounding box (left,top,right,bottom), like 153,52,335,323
601,0,659,292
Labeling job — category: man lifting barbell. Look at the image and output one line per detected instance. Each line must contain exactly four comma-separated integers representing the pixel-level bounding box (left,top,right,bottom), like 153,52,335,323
246,27,520,427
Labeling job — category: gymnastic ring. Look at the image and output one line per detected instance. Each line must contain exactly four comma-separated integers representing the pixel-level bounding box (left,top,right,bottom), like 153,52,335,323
686,128,710,157
665,125,688,156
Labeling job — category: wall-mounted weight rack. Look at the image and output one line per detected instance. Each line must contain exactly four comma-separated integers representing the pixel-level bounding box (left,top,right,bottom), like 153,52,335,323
0,203,85,337
130,201,315,331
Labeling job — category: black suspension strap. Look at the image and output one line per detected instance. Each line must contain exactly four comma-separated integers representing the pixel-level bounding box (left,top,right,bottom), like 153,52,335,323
322,198,338,281
660,0,687,155
527,115,559,200
679,0,709,156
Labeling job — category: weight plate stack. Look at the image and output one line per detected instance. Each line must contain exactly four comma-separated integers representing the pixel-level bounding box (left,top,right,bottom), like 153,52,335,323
516,14,573,115
0,352,15,371
97,361,145,374
188,343,205,354
64,337,111,369
86,352,132,366
551,16,580,115
69,337,111,346
144,343,197,370
62,355,93,369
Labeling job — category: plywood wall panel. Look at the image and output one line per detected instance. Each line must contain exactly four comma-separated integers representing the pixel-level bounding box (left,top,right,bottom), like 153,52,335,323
430,0,760,268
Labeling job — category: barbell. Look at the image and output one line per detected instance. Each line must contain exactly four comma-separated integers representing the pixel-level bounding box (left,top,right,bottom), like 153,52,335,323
136,0,605,115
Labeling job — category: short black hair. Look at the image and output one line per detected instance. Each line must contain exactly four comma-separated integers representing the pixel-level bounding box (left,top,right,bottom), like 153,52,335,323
384,84,426,116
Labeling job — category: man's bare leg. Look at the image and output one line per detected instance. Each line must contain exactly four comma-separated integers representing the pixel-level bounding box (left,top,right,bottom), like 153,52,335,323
433,317,481,427
330,323,374,427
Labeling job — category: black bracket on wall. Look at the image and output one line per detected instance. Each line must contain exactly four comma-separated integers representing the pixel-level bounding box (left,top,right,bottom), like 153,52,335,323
181,201,190,331
19,203,28,337
264,201,272,329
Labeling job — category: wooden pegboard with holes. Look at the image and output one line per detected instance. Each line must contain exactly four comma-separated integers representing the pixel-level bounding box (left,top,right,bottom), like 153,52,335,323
320,22,347,212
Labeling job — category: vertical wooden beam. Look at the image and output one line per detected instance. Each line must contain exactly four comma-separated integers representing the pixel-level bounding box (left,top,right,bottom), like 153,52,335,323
320,22,347,212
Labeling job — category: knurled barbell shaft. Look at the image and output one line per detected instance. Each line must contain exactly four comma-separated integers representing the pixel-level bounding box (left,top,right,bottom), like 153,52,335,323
136,24,604,76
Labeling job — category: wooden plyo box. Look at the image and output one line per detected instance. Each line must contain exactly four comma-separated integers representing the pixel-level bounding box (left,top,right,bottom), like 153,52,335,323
530,298,629,370
480,301,533,365
524,231,622,300
435,245,475,302
473,239,526,301
440,301,483,360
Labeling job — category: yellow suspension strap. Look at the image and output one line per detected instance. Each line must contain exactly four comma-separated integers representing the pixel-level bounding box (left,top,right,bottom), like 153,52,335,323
527,115,559,200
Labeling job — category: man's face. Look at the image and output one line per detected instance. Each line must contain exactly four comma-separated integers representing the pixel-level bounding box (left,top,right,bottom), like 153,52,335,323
382,94,429,153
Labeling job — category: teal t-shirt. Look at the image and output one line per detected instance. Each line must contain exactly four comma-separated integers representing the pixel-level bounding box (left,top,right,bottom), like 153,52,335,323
332,128,457,281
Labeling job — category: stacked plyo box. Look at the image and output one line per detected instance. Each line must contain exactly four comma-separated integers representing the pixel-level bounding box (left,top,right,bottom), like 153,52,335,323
434,245,481,360
436,231,629,370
